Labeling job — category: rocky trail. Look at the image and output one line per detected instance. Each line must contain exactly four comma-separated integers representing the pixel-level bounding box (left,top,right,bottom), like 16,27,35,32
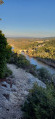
0,64,46,119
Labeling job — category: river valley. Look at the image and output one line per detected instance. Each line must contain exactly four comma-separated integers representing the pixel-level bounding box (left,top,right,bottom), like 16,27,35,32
22,52,55,75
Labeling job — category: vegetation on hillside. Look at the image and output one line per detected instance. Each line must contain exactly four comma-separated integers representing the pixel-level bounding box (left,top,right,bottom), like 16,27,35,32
7,38,55,67
0,34,55,119
0,31,12,78
7,37,55,84
37,68,52,84
22,84,55,119
8,52,55,86
7,38,44,53
33,39,55,59
0,30,7,78
8,52,37,76
0,1,55,119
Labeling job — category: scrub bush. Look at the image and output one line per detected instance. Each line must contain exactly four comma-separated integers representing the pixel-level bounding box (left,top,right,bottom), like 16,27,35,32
37,67,52,84
22,84,55,119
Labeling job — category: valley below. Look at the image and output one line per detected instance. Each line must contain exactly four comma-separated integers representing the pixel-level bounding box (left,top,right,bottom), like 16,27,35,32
0,34,55,119
7,37,55,74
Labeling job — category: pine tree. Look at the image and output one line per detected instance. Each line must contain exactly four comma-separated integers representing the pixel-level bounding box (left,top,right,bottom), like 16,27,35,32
0,31,7,78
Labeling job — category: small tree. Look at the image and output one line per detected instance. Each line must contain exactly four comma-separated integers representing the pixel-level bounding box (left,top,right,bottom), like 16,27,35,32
0,0,4,5
0,30,7,78
0,0,4,20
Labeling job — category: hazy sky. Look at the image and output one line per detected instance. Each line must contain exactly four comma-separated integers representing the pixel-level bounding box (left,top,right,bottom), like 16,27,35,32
0,0,55,37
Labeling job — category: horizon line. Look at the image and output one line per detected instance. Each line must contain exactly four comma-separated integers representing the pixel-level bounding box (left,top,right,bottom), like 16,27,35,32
7,36,55,39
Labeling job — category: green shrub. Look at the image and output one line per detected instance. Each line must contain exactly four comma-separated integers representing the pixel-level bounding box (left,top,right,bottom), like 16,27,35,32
5,66,12,77
0,31,7,78
22,84,55,119
6,45,12,62
9,52,19,64
9,52,37,76
37,67,52,84
17,54,30,69
0,31,12,78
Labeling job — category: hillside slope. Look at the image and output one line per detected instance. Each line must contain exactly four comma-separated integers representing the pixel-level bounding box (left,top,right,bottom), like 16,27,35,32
0,64,46,119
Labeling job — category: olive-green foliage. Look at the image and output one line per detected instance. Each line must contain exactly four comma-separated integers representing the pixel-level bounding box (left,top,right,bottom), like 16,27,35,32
52,74,55,86
9,52,37,76
9,52,30,68
6,45,12,62
5,66,12,77
22,84,55,119
37,67,52,84
0,30,7,78
34,39,55,60
17,54,30,68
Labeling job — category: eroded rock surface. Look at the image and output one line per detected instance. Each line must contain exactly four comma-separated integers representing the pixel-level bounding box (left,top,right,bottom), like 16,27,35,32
0,64,46,119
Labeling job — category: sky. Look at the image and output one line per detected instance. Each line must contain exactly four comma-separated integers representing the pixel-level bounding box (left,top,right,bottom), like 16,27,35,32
0,0,55,38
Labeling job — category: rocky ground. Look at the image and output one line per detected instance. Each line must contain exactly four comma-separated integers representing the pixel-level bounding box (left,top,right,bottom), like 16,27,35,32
0,64,46,119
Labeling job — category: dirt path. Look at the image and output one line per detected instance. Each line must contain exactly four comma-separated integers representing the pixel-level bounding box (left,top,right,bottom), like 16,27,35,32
0,64,46,119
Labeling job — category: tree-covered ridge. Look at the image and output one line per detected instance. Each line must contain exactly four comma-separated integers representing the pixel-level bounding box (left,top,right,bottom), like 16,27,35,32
34,39,55,59
7,38,55,60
